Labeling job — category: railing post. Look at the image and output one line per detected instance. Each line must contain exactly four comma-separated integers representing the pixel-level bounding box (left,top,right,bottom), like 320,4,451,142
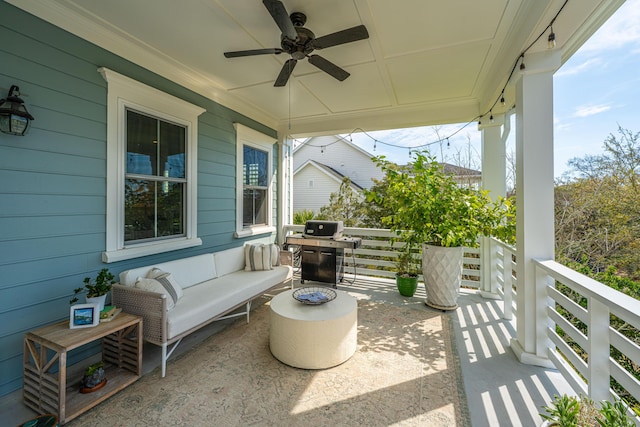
479,236,500,300
589,297,611,402
502,246,513,320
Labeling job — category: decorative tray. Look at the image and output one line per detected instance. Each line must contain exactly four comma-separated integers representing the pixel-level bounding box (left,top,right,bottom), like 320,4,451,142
292,287,337,305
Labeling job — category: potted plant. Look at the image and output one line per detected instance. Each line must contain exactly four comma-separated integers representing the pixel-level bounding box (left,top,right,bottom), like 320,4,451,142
367,152,513,310
80,361,107,393
70,268,116,311
394,241,420,297
540,394,635,426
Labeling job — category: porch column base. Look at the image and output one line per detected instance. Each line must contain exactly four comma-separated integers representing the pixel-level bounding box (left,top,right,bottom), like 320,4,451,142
510,338,555,368
478,290,501,300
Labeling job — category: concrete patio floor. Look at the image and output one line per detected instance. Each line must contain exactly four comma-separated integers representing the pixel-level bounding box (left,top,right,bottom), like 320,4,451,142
2,273,572,426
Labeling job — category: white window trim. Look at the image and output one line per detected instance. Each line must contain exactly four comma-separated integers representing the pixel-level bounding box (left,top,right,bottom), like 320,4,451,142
99,68,205,262
234,123,276,238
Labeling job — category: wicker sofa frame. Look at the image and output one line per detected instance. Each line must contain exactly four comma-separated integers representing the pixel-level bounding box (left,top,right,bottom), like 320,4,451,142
112,248,293,377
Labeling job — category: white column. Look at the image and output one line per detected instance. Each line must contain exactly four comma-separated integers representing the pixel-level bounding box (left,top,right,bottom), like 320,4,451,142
479,115,507,298
510,50,560,368
277,134,293,244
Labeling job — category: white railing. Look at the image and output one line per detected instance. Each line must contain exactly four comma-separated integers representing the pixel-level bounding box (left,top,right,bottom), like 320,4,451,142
489,237,518,320
282,225,481,287
535,259,640,418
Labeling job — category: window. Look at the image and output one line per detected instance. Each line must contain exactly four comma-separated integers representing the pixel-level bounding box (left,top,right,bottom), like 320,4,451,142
235,124,276,237
100,68,205,262
125,110,186,243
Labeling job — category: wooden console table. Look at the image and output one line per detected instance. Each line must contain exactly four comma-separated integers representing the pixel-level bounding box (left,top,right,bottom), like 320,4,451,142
23,312,142,424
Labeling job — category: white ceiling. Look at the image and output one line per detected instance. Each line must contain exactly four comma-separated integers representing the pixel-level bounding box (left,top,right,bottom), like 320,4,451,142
10,0,623,137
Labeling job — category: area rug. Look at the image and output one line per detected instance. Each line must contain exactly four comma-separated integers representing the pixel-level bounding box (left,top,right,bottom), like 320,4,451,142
68,300,470,427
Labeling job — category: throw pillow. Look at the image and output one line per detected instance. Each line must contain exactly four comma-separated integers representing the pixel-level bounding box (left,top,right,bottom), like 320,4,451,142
269,243,281,267
244,244,273,271
146,268,184,302
134,277,176,310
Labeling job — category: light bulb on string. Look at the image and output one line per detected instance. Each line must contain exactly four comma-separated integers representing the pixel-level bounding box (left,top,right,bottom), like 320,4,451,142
501,94,506,107
548,26,556,49
490,112,494,123
321,146,324,154
373,140,377,151
447,138,450,148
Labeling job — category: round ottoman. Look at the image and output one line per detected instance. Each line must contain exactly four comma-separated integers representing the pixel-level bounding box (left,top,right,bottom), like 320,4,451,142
269,289,357,369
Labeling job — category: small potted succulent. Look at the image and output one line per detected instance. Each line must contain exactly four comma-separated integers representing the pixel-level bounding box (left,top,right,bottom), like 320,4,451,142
70,268,116,311
80,361,106,393
540,394,635,427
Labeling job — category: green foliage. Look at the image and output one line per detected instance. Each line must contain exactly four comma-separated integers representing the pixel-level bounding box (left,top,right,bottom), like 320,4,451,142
365,152,512,247
84,361,104,377
558,126,640,281
70,268,116,304
317,177,365,227
293,209,316,225
395,242,420,276
541,394,634,427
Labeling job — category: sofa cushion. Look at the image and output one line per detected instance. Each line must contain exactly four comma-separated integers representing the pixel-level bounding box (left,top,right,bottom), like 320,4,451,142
134,277,176,310
244,244,273,271
269,243,281,267
166,265,292,340
146,268,184,302
213,246,246,277
119,253,216,288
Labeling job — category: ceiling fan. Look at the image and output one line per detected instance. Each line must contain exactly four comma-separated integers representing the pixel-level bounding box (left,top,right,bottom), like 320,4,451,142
224,0,369,87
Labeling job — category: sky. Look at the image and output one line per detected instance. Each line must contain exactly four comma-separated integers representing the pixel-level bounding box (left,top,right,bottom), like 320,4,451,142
335,0,640,179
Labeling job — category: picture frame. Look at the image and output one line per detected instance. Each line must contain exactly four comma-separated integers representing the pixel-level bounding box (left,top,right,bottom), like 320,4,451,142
69,303,100,329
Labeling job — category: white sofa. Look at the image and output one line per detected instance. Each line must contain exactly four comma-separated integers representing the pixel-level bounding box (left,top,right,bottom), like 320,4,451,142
112,244,293,377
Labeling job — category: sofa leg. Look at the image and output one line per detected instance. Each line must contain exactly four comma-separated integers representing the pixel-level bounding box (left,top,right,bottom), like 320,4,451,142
161,343,167,378
246,300,251,323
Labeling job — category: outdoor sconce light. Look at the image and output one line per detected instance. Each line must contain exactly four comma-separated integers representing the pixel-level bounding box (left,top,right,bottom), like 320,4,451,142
0,85,35,136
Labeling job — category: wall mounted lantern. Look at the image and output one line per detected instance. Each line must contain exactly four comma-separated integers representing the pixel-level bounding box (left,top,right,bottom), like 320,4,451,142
0,85,35,135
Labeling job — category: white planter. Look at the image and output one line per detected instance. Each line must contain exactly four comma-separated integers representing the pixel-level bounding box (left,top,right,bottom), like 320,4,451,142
422,244,463,311
86,294,107,312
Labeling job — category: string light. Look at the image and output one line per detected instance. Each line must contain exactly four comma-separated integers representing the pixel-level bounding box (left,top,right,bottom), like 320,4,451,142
548,25,556,49
291,0,569,156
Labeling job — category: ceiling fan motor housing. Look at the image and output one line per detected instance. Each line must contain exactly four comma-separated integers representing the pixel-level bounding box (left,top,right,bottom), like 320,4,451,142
281,25,315,60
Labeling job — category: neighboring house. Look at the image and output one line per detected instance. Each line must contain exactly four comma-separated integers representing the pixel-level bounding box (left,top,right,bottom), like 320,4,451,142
292,135,482,213
293,136,384,213
293,160,364,213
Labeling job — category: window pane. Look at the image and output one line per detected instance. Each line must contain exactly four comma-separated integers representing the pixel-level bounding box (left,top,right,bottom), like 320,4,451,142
160,121,186,179
124,179,155,242
158,182,184,236
124,178,185,242
243,188,267,227
126,110,157,175
243,145,267,187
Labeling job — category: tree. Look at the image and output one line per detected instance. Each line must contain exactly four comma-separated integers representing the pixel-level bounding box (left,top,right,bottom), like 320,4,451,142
557,126,640,281
317,177,365,227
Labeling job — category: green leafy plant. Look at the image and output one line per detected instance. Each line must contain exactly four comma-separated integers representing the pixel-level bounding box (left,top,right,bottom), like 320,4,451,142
366,152,512,248
70,268,116,304
541,394,635,427
83,361,104,377
395,241,420,277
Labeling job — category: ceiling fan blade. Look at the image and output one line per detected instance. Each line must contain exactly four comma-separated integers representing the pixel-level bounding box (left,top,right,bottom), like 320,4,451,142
263,0,297,41
308,55,350,81
274,59,297,87
312,25,369,49
224,48,283,58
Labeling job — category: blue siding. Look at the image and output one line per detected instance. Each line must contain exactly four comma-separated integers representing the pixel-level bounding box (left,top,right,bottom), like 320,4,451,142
0,3,279,396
